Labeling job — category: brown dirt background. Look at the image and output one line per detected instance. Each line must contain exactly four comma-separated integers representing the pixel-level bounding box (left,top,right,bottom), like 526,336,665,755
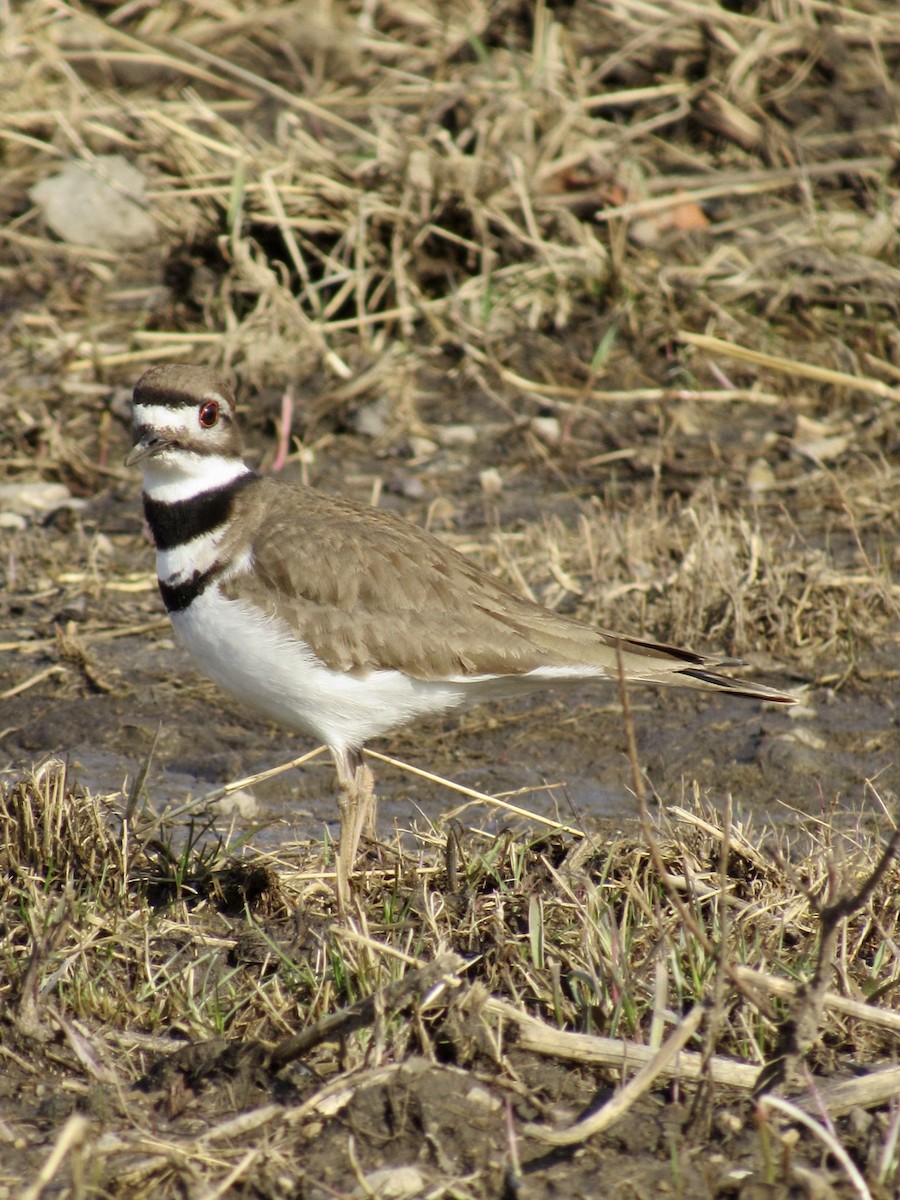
1,2,899,1197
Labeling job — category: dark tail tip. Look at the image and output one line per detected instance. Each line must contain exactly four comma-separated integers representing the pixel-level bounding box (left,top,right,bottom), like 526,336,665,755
680,667,797,703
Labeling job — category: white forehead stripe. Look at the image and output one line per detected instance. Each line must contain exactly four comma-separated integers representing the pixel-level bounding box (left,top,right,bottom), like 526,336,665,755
132,402,204,435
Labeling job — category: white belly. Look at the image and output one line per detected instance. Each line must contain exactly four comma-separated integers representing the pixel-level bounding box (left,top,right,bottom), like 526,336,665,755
170,587,470,753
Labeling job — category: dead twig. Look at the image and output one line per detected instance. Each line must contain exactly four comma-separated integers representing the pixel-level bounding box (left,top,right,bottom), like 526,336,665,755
523,1004,705,1145
268,952,465,1069
755,830,900,1095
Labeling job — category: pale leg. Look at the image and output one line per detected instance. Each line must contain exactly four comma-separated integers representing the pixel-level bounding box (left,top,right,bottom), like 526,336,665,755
332,746,376,909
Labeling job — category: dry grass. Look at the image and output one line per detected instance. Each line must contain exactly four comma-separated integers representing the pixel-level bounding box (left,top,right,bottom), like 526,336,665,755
2,0,898,666
2,1,900,1195
1,760,899,1196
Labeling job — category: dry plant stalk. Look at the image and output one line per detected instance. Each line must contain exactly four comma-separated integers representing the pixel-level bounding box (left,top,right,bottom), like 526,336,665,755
524,1005,705,1146
269,952,464,1068
754,830,900,1095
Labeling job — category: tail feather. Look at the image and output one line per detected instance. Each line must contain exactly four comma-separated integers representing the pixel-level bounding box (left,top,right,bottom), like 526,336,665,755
596,632,797,704
675,666,796,704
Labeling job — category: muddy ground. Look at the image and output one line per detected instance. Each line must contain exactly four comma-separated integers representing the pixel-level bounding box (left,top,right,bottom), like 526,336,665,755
2,357,897,837
2,318,898,1200
2,406,895,841
2,434,898,834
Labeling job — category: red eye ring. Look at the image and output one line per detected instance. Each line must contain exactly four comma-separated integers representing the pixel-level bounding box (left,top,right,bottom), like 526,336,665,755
198,400,219,428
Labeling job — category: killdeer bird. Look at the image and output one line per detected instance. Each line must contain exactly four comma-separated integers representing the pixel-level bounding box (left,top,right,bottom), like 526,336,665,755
127,364,795,904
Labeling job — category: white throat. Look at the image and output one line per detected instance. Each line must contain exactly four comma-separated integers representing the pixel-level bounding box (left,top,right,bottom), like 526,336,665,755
140,450,250,503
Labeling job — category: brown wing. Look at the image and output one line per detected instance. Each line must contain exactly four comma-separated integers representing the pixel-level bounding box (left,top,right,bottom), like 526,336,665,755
224,478,795,702
223,478,569,677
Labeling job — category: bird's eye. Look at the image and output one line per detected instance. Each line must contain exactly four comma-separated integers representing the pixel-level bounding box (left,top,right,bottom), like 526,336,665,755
198,401,219,428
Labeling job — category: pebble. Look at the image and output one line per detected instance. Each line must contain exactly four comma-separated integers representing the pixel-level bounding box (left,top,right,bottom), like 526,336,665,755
436,423,478,448
479,467,503,494
30,154,157,249
530,415,561,444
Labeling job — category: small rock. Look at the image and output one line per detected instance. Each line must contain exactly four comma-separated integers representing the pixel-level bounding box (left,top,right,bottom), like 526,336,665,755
479,467,503,494
436,423,477,448
30,155,157,249
407,436,437,460
0,481,74,518
465,1084,500,1110
353,1166,425,1199
783,726,826,750
746,458,776,496
785,685,816,720
756,729,825,774
792,415,850,463
398,476,426,500
530,416,561,444
209,789,261,820
352,396,391,439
